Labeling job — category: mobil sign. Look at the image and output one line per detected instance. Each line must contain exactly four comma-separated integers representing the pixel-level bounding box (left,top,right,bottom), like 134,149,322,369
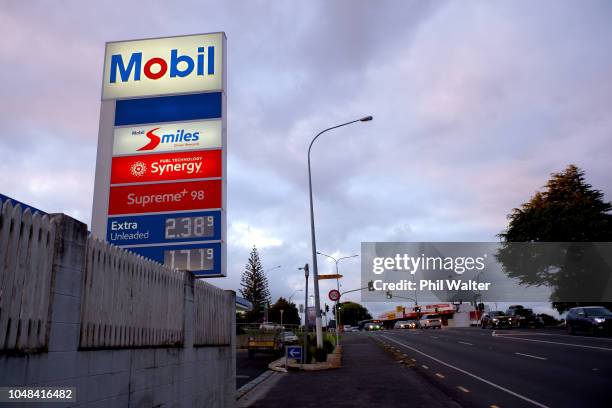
102,33,224,100
92,33,227,277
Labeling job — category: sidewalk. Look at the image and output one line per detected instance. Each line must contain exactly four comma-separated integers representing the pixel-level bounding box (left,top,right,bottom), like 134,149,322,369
250,333,461,408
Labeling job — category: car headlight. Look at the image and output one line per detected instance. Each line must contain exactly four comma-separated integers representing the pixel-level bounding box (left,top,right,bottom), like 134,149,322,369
593,317,605,323
492,318,499,322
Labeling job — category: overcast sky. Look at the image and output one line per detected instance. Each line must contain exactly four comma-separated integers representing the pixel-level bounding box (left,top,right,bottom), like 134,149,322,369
1,1,611,318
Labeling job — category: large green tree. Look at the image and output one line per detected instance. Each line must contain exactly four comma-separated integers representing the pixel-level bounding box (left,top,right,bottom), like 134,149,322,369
333,301,372,326
268,297,301,326
498,165,612,313
239,246,271,322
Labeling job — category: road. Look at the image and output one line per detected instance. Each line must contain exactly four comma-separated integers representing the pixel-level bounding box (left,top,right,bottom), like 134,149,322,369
236,349,278,389
371,327,612,408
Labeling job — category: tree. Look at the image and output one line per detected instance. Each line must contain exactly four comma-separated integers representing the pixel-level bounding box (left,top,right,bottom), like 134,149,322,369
332,301,372,326
498,165,612,313
239,246,271,322
268,297,301,326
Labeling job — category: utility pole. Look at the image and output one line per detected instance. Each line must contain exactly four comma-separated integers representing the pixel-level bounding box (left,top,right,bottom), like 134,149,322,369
299,264,309,364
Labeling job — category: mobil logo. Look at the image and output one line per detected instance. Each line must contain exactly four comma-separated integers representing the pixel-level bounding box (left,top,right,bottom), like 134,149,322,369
110,150,222,184
113,120,222,156
102,33,225,100
109,46,215,83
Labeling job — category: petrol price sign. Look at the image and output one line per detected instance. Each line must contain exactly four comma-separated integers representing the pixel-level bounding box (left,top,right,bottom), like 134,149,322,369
92,33,227,277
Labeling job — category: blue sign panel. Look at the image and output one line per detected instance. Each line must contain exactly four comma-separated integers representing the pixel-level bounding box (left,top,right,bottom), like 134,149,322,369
107,210,222,246
127,241,222,277
286,346,302,360
114,92,222,126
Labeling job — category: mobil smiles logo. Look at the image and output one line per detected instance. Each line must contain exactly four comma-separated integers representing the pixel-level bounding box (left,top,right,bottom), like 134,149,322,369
113,120,222,156
134,127,200,151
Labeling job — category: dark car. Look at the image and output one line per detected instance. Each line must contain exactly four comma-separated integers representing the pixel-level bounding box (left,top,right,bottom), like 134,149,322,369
506,305,536,328
480,311,513,329
565,306,612,335
364,322,382,331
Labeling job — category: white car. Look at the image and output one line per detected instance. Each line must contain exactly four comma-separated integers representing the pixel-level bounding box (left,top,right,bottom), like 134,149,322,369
420,314,442,329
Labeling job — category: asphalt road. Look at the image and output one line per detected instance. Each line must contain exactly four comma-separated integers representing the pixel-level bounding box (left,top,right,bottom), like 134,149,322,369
236,349,278,389
372,327,612,408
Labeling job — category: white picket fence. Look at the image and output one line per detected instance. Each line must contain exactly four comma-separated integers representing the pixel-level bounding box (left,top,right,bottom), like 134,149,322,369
0,201,57,351
194,280,233,346
80,238,185,348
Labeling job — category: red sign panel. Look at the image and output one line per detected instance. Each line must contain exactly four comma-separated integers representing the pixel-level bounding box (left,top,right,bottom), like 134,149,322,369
108,180,221,215
328,289,341,302
110,150,222,184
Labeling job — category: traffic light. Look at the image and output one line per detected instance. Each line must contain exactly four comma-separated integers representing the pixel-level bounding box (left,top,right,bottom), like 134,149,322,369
325,304,329,313
368,280,375,291
386,291,392,299
415,306,421,313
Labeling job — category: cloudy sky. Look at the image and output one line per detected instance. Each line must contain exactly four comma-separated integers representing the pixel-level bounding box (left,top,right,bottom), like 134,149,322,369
1,1,611,317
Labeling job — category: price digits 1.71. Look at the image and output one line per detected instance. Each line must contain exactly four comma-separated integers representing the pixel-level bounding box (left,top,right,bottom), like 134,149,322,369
165,248,214,270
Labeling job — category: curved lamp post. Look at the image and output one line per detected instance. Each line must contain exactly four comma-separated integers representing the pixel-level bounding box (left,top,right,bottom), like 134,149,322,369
308,115,373,347
317,252,358,345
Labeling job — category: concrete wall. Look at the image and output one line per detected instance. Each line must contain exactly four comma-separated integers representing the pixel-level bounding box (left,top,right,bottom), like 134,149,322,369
0,211,235,407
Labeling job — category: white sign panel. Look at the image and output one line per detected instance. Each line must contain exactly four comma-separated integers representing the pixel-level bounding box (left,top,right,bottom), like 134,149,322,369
102,33,224,100
112,120,222,156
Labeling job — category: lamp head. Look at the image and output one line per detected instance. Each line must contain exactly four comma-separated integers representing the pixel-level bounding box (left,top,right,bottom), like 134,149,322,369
360,115,373,122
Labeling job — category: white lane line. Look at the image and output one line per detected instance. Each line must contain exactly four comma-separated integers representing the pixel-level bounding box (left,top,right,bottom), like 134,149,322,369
515,352,547,361
457,386,470,393
422,364,429,369
493,334,612,351
459,341,473,346
431,336,439,339
382,335,550,408
436,373,445,379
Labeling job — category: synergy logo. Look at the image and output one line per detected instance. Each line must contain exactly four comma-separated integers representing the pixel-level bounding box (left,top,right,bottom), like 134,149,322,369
113,120,221,156
110,150,221,184
103,33,224,100
130,161,147,176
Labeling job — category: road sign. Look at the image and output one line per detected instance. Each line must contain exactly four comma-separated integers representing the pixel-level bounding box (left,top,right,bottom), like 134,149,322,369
286,346,302,360
318,274,343,280
328,289,341,302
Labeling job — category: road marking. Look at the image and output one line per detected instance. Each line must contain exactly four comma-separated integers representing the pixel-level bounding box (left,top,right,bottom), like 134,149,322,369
436,373,445,378
459,341,473,346
411,358,416,362
431,336,439,339
515,352,547,360
457,386,470,393
382,335,550,408
236,375,250,379
422,364,429,369
493,333,612,351
490,405,501,408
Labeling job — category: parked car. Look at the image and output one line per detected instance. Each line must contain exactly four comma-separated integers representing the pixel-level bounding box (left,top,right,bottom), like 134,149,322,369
280,331,299,344
565,306,612,335
394,320,419,329
420,314,442,329
364,322,382,331
480,311,513,329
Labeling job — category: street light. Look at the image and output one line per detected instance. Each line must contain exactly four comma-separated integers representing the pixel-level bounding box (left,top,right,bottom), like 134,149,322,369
265,265,281,274
288,289,303,303
317,252,358,345
307,116,373,348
